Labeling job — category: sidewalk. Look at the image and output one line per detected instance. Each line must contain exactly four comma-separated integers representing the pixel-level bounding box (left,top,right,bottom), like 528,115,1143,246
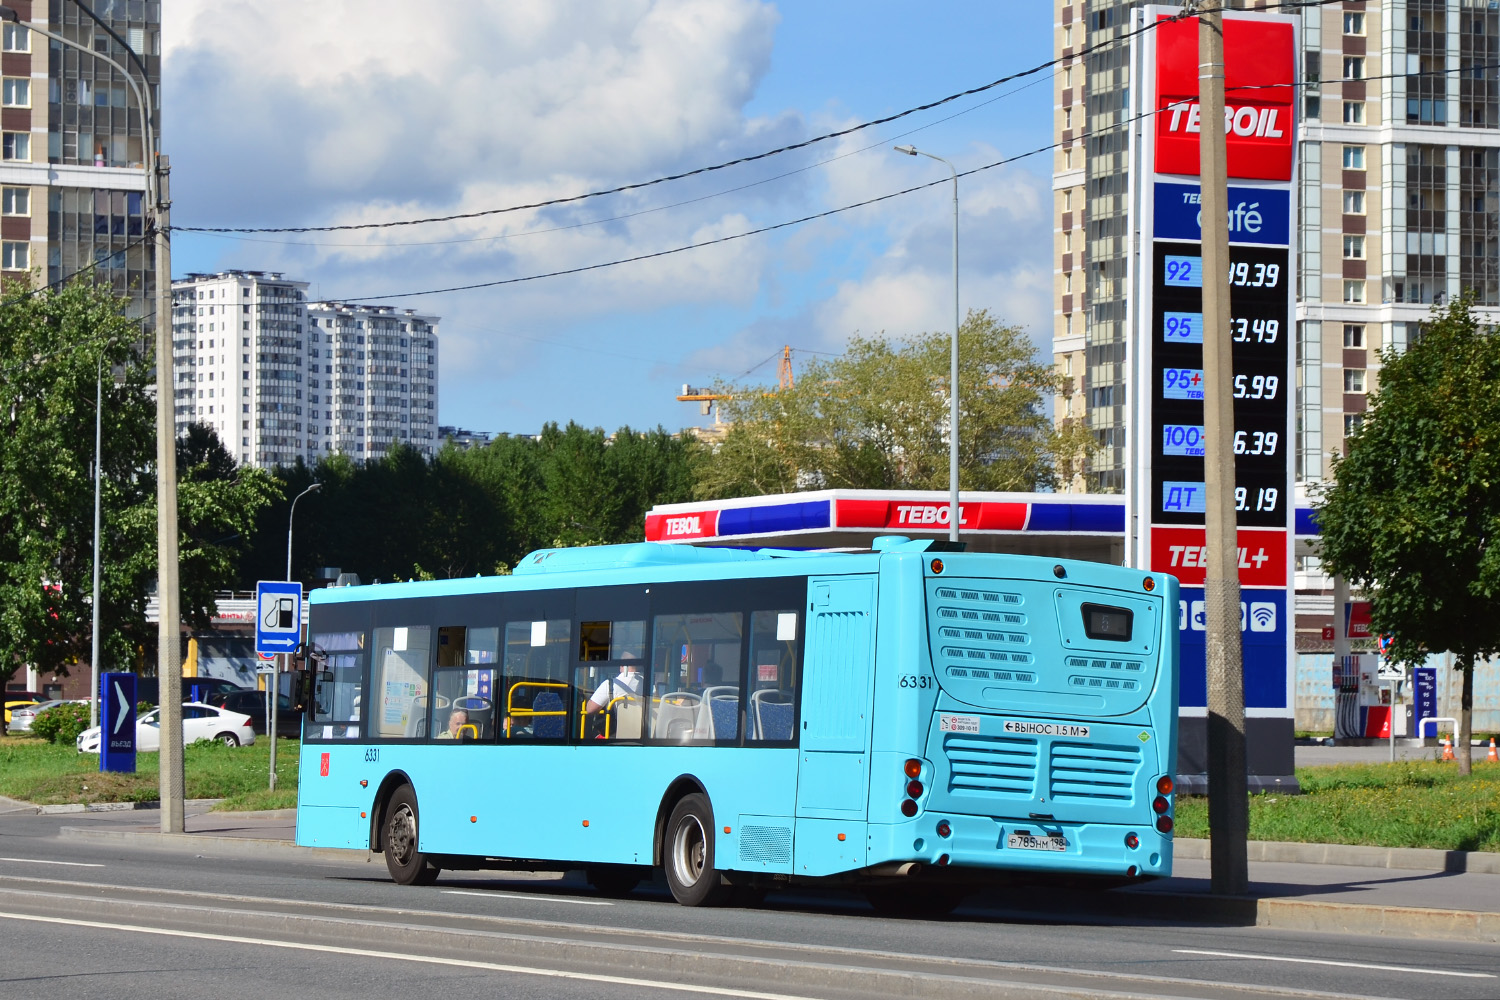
44,801,1500,945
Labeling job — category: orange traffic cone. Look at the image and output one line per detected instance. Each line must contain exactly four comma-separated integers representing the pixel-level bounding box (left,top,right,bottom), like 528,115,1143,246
1442,736,1455,761
1488,737,1498,763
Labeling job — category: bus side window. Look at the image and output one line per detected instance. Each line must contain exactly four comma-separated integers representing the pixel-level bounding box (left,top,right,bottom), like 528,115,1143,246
574,618,646,741
747,610,798,742
371,626,433,739
431,667,494,742
502,619,571,741
309,630,364,738
649,611,743,743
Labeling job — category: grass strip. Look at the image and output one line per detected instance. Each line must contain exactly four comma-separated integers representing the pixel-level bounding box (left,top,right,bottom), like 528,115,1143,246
1174,761,1500,852
0,734,299,811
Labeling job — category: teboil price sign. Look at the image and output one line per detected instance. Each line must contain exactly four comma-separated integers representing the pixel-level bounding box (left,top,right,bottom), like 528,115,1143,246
1128,8,1298,722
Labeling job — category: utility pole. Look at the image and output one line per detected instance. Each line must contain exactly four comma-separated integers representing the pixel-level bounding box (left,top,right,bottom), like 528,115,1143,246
1198,7,1249,895
154,155,185,835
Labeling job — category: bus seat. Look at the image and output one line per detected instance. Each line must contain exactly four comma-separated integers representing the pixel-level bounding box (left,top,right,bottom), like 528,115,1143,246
653,692,700,740
612,697,643,739
694,686,738,739
751,689,794,741
454,695,493,737
404,695,429,738
531,690,566,739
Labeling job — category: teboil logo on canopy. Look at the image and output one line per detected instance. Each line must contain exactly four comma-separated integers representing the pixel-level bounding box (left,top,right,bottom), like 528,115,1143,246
1153,14,1296,182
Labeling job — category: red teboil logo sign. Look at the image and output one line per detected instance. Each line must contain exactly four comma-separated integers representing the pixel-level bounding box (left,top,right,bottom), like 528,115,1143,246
1154,15,1296,181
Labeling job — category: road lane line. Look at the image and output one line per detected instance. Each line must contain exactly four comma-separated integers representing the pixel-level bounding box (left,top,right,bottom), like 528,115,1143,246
442,889,613,906
1173,949,1495,979
0,911,818,1000
0,857,105,867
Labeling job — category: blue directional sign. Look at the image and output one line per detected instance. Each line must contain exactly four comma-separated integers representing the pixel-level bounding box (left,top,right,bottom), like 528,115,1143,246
256,580,303,657
100,672,136,773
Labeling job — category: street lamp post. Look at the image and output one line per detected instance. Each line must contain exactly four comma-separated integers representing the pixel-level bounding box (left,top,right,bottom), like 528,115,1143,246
894,145,961,543
90,357,102,730
270,483,321,790
0,7,179,830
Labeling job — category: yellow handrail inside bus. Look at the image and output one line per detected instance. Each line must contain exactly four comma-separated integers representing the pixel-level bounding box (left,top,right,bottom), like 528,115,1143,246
458,724,478,741
505,681,567,737
580,694,640,739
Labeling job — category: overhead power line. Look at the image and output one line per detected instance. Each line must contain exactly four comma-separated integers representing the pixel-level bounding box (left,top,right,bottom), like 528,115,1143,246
332,43,1482,304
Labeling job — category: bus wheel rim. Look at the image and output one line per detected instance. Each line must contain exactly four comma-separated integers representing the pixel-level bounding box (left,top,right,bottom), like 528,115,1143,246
390,804,417,865
673,815,706,886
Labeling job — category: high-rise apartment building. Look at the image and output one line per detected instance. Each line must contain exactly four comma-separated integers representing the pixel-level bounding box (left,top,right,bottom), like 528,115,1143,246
1,0,160,322
1053,0,1500,495
172,271,440,469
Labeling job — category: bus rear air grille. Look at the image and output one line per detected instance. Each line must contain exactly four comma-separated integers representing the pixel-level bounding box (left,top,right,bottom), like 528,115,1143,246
937,607,1027,625
1065,656,1144,672
740,825,792,865
934,587,1023,606
941,646,1034,664
944,733,1038,795
941,626,1031,642
1069,676,1139,691
1048,742,1142,801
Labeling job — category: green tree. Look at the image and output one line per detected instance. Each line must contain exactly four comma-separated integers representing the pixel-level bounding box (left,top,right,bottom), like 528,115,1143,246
1315,294,1500,774
695,310,1089,498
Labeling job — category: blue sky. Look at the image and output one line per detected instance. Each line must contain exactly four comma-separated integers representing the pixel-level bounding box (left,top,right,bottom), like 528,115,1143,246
165,1,1055,437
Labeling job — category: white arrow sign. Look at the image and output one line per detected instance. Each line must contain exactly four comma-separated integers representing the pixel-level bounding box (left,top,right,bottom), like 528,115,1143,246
113,680,129,734
260,635,297,649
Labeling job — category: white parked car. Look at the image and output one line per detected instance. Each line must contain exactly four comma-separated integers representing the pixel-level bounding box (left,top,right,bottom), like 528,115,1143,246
76,702,256,752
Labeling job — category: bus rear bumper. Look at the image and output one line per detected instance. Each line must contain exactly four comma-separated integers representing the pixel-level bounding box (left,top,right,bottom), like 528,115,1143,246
865,813,1173,879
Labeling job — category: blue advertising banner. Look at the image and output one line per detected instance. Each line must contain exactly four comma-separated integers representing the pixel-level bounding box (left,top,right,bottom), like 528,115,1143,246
1154,182,1291,246
1176,587,1288,709
1414,666,1438,739
100,672,136,774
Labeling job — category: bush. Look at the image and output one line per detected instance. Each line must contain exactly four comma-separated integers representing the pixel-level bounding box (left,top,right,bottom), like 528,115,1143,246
30,702,91,745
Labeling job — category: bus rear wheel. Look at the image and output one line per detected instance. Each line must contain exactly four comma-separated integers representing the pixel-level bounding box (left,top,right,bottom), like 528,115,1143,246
663,793,729,906
384,785,440,886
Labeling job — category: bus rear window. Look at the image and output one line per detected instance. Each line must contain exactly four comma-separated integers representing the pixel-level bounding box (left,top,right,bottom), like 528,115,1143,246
1081,603,1133,642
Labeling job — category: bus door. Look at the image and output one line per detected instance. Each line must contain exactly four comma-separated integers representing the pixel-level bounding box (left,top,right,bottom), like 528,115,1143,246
795,575,877,874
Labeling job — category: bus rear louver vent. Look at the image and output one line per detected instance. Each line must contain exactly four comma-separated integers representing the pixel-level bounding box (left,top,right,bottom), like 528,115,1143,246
944,733,1037,796
937,607,1028,626
934,587,1022,605
941,626,1029,643
1069,676,1139,691
1049,742,1141,802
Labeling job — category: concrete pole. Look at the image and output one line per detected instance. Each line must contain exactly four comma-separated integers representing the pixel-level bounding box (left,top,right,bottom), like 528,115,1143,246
948,166,960,544
90,357,102,731
1198,8,1248,896
154,156,185,835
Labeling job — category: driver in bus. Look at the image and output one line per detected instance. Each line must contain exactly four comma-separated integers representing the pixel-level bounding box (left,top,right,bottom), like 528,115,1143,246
436,708,469,739
584,651,642,717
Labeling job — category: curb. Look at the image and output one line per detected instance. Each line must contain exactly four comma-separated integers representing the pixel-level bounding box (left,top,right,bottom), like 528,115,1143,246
1174,837,1500,875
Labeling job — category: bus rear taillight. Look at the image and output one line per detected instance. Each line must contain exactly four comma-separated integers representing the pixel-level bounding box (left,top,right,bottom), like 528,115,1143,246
900,799,919,817
936,820,951,838
1156,814,1174,834
1124,832,1139,849
1156,775,1174,795
1152,795,1170,814
904,758,922,779
906,780,924,799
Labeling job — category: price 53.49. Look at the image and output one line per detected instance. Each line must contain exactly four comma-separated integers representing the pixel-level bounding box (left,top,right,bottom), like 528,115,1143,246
1232,374,1279,400
1231,317,1280,344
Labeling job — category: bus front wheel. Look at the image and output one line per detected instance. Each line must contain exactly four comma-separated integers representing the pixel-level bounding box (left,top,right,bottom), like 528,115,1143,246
384,785,441,886
663,793,729,906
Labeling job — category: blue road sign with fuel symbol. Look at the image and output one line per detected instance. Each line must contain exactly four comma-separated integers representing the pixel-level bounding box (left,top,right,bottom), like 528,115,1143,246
255,580,303,657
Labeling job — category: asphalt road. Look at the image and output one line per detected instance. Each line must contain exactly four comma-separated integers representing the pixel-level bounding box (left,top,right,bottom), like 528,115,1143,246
1,810,1497,1000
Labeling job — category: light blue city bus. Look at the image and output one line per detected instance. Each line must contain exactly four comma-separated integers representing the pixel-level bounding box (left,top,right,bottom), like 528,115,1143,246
296,536,1179,910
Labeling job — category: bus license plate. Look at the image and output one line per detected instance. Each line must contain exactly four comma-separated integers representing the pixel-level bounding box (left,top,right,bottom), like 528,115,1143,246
1008,833,1068,852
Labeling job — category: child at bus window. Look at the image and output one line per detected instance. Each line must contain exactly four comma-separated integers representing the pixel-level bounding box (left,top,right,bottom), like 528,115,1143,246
435,708,468,739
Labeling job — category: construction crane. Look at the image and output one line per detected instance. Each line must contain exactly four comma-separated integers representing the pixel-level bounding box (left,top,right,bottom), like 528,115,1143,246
678,346,794,418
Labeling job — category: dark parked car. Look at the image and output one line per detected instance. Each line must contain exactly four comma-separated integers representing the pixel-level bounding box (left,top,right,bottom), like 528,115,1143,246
134,677,246,706
207,689,302,740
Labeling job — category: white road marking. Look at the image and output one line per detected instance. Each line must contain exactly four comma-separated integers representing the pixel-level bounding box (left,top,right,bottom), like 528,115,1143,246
1173,949,1495,979
0,857,105,868
0,911,815,1000
442,888,613,906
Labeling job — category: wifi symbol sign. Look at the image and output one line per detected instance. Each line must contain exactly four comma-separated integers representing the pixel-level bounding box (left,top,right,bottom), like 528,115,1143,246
1249,602,1277,633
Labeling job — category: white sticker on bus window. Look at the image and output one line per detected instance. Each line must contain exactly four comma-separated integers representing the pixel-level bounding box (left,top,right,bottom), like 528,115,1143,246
938,713,981,734
393,627,408,652
776,613,797,641
530,620,547,647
